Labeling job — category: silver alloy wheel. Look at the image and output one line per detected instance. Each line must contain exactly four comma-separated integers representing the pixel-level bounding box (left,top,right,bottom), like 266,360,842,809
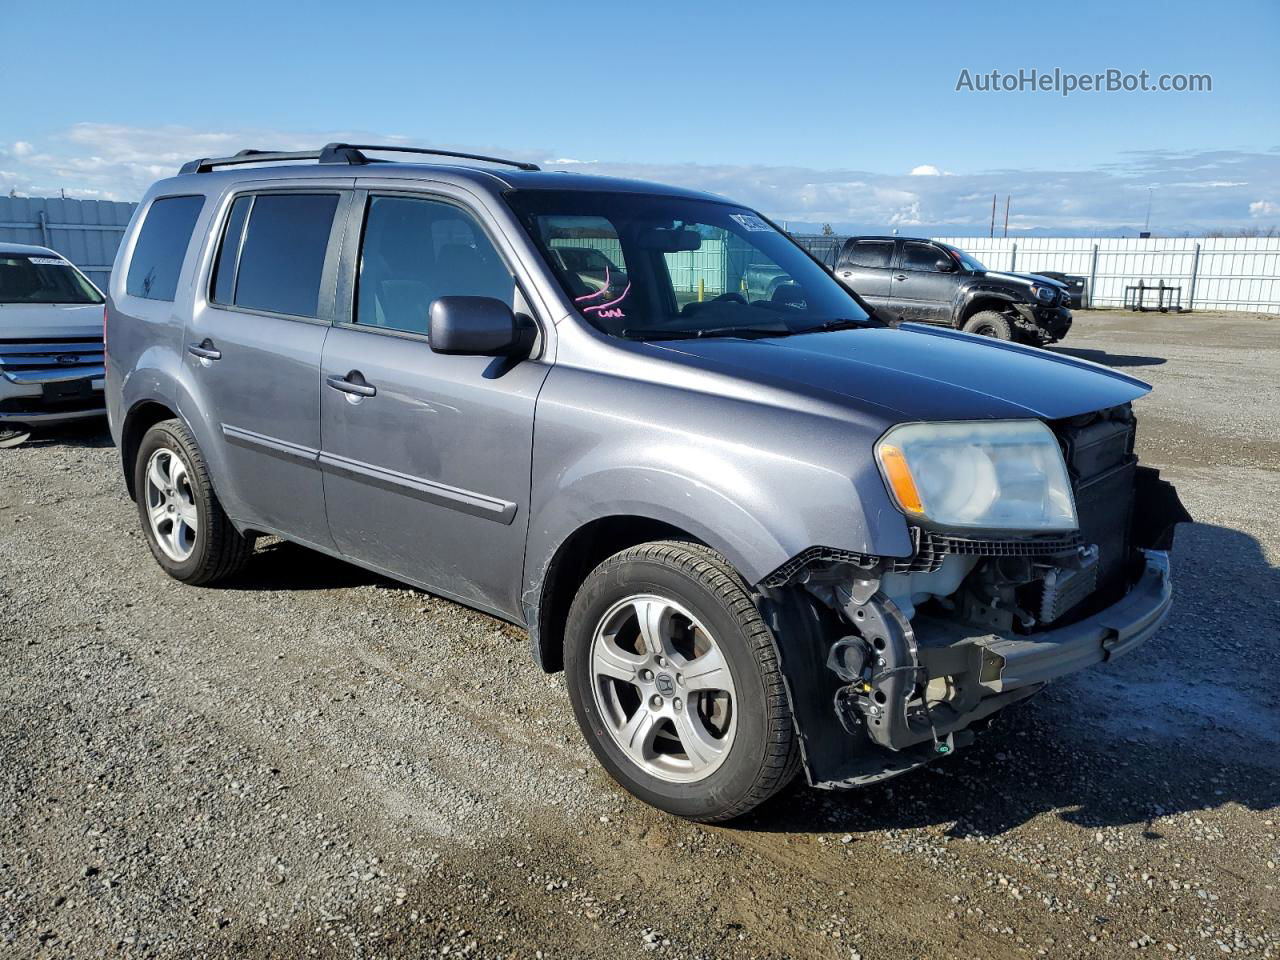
0,427,32,449
590,594,737,784
144,447,199,562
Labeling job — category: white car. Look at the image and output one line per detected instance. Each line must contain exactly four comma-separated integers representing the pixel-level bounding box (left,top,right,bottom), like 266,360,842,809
0,243,106,446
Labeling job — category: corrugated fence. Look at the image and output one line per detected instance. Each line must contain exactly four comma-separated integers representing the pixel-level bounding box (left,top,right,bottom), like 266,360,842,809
0,196,137,292
931,236,1280,313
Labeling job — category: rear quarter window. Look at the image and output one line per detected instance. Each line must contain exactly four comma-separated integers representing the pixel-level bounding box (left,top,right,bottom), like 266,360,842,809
126,195,205,301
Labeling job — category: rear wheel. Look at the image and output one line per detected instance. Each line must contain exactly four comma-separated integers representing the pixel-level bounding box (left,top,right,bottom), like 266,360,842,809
962,310,1015,340
565,541,799,822
133,419,253,585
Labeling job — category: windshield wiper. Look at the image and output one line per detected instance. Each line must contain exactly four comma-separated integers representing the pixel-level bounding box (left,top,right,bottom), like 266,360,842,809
793,317,868,335
623,322,794,341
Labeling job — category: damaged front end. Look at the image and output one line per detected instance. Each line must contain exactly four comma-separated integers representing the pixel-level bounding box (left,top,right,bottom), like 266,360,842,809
761,405,1192,789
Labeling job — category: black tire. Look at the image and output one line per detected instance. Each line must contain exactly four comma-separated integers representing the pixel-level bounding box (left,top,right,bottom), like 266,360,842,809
564,540,799,822
961,310,1015,340
132,418,252,585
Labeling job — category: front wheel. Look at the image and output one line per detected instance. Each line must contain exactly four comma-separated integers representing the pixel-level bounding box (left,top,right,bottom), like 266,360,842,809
962,310,1015,340
564,541,799,822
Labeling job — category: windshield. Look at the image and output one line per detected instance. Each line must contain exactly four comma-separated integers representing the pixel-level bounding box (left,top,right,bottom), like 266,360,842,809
0,253,103,305
506,190,873,340
944,244,988,273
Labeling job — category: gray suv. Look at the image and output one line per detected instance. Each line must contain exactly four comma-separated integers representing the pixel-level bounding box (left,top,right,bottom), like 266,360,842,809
106,144,1189,822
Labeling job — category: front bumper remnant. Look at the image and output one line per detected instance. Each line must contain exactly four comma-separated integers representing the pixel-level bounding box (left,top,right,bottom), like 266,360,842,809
773,550,1173,790
1014,302,1073,340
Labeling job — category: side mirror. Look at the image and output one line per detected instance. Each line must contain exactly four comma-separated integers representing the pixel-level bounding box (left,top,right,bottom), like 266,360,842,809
429,296,534,357
935,258,957,272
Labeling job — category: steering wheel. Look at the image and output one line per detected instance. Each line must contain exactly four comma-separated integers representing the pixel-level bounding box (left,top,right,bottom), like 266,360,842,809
712,292,747,304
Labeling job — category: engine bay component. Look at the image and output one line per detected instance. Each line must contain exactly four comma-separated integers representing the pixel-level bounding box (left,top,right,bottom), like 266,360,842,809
1038,545,1099,623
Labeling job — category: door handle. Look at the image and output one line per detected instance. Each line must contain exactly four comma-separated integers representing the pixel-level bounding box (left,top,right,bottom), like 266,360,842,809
839,270,853,278
894,274,908,281
187,340,222,361
326,372,377,398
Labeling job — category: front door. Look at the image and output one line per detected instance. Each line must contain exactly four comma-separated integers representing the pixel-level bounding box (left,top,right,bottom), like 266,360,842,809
319,191,550,619
834,238,895,308
886,240,959,323
184,187,350,549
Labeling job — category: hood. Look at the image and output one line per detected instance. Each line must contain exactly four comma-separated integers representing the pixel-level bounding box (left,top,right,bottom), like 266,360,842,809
984,270,1067,289
0,302,104,340
649,323,1149,422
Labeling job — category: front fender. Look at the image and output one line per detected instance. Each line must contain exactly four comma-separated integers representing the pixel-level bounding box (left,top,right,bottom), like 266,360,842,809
956,284,1021,322
521,363,915,660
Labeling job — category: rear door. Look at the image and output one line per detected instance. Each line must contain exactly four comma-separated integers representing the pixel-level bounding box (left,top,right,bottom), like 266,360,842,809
834,239,895,307
887,240,959,323
184,184,351,549
318,188,550,619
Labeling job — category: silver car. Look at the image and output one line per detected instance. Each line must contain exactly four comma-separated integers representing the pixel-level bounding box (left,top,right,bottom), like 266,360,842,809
0,243,106,446
106,144,1189,822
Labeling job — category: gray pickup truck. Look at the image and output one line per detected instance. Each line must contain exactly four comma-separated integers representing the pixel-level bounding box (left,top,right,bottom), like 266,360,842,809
789,235,1073,344
107,144,1187,822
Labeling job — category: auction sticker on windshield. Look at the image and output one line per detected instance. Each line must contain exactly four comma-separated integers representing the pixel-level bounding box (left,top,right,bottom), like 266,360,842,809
730,213,772,232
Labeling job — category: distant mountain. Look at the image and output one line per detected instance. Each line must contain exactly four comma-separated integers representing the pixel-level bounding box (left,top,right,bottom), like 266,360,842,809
779,221,1169,239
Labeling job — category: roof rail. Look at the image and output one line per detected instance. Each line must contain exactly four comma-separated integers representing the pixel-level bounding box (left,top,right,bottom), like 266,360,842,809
318,143,540,171
178,149,324,175
179,143,540,176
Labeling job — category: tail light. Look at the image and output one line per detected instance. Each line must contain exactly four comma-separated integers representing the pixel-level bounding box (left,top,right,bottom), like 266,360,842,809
103,304,108,355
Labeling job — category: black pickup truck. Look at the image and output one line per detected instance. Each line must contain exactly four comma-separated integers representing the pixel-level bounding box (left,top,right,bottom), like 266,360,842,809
790,236,1073,344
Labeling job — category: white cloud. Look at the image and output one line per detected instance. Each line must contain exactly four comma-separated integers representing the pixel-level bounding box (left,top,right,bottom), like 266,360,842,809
2,125,1277,234
887,200,924,226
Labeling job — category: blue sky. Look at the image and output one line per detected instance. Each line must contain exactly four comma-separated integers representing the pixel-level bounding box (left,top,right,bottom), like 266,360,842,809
2,0,1277,234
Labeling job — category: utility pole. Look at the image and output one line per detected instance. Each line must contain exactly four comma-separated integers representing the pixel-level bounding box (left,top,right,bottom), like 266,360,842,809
990,194,996,238
1144,187,1153,234
1003,196,1010,238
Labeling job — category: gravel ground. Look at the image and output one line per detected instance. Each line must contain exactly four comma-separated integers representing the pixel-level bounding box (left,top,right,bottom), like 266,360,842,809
1,309,1277,959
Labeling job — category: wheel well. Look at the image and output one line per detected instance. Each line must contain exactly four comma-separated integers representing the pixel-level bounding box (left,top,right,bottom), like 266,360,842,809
121,401,177,500
959,297,1013,325
534,516,695,673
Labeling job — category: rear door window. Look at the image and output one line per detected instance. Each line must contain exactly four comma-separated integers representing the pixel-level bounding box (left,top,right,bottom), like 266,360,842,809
126,195,205,301
228,194,340,318
839,240,893,270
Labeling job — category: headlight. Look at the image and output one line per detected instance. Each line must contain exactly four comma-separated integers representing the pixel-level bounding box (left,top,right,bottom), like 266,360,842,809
875,420,1077,532
1032,284,1057,303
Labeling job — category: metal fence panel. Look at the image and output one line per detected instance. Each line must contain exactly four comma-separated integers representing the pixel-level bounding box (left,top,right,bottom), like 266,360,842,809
930,236,1280,313
0,196,137,291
